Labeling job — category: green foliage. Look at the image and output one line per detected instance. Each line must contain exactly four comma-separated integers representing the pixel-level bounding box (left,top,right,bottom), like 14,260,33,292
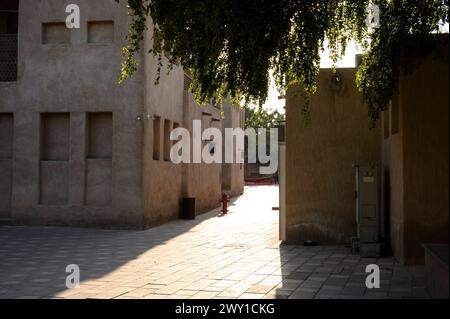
244,105,285,130
118,0,448,125
243,105,284,164
117,0,149,84
355,1,448,126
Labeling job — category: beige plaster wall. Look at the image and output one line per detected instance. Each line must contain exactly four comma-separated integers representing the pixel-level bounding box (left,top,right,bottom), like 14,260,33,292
285,68,381,244
141,23,243,226
383,39,449,264
0,1,244,228
0,0,145,227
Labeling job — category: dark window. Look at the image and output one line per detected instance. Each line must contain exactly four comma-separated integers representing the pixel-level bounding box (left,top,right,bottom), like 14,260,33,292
0,0,18,81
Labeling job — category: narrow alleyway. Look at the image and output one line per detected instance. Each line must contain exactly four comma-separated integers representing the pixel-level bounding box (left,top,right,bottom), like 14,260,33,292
0,186,428,299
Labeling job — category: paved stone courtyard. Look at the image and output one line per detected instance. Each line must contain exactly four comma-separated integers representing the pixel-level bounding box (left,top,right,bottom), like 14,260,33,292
0,186,429,299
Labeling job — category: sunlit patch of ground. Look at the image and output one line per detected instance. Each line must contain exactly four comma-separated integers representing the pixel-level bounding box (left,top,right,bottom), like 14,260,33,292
0,186,428,299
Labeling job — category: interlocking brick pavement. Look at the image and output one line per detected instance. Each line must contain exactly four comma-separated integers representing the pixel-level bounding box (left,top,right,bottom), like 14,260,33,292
0,186,429,299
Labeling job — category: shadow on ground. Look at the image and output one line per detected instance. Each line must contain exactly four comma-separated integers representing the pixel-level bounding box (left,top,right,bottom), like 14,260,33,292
0,186,429,299
0,208,222,298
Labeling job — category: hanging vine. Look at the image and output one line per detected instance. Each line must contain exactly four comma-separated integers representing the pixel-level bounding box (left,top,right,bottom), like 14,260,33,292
117,0,448,125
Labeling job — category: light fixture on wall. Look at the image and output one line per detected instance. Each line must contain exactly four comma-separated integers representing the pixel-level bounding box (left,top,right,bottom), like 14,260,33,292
331,74,341,84
330,74,343,93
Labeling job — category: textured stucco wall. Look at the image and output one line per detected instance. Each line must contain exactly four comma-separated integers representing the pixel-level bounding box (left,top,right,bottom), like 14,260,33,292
0,1,245,228
0,0,144,227
182,91,223,216
383,39,449,264
141,23,243,226
141,22,184,226
285,68,381,244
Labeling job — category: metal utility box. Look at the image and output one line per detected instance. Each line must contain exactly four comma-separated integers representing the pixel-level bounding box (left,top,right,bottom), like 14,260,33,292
354,164,381,257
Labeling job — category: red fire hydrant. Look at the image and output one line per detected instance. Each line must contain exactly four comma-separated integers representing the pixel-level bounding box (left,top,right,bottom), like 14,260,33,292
219,193,230,214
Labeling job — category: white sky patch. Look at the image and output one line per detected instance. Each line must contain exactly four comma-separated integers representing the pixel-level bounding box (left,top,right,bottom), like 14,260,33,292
263,22,449,114
263,40,363,113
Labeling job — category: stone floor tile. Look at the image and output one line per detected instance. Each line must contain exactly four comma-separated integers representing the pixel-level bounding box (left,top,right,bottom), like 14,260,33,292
287,272,311,280
340,286,366,296
0,186,430,300
300,280,323,289
245,284,277,294
288,291,316,299
239,293,265,299
190,291,219,299
121,288,158,298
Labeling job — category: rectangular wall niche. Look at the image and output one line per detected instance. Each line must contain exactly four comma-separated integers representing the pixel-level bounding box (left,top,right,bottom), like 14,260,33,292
153,116,161,160
40,113,70,206
85,112,113,206
87,112,112,158
42,22,70,44
0,113,13,218
163,119,171,162
88,21,114,44
172,122,180,146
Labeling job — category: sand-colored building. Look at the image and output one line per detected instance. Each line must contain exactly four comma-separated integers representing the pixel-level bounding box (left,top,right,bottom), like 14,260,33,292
284,68,381,245
283,37,448,265
380,39,449,264
0,0,244,228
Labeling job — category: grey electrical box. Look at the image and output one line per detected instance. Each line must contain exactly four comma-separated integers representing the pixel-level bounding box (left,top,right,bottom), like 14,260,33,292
354,163,381,257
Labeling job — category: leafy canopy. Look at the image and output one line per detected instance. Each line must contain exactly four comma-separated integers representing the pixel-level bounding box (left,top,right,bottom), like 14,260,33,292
118,0,448,125
243,105,285,164
244,105,285,130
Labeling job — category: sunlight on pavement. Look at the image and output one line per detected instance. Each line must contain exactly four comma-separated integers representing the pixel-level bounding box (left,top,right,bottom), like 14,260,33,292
0,185,428,299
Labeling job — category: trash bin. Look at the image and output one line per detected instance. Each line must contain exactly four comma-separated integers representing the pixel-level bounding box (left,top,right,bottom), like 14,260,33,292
181,197,195,219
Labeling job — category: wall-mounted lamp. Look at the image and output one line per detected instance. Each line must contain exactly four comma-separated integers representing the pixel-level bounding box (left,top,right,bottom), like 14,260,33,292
331,74,341,84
